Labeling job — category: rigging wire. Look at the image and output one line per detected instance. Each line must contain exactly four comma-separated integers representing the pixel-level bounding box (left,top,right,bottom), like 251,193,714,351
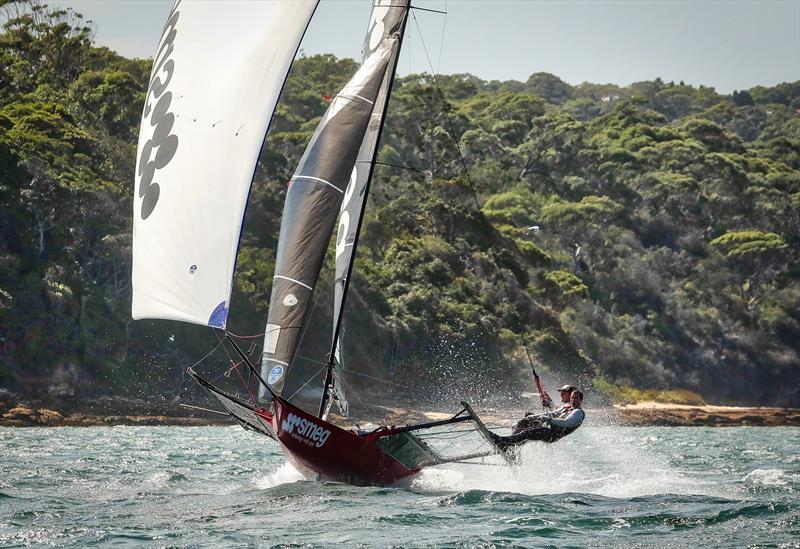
225,330,266,339
212,329,257,401
410,5,447,15
285,364,326,402
294,353,411,390
335,365,382,421
340,368,412,389
435,0,447,74
409,10,544,393
366,159,426,174
187,337,227,371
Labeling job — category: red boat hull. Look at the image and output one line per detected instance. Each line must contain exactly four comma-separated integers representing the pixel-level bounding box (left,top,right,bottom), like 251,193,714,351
262,395,419,486
187,368,484,487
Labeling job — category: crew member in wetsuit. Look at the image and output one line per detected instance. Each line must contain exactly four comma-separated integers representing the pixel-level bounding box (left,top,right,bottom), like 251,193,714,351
489,390,585,450
512,384,576,433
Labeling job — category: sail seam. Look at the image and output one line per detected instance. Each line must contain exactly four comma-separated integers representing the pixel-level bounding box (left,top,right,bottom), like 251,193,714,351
273,275,313,290
291,175,344,194
265,358,289,366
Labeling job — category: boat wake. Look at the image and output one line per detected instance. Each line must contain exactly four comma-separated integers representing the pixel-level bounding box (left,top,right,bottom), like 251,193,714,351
410,426,728,499
255,425,745,499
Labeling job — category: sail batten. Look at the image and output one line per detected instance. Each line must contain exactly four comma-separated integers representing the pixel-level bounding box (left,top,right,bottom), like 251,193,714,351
132,1,318,329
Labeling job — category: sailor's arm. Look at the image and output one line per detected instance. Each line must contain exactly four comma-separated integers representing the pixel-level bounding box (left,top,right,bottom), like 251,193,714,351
548,409,584,429
524,411,554,421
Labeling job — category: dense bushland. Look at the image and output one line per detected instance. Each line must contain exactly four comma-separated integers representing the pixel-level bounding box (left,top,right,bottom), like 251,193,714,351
1,3,798,407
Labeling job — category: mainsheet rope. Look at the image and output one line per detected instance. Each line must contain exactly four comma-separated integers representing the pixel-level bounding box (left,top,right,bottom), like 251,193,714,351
410,9,552,409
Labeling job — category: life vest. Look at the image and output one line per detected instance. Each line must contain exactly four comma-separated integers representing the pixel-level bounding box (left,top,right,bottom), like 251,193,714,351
548,408,585,441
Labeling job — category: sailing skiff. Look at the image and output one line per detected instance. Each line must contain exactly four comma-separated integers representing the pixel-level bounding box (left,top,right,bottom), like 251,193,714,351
133,0,507,486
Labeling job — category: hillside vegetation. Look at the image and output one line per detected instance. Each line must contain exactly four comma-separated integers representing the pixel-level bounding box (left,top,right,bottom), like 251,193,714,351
1,3,798,408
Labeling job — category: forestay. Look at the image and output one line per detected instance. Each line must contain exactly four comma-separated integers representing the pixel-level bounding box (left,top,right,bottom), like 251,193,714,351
259,38,398,401
132,0,317,329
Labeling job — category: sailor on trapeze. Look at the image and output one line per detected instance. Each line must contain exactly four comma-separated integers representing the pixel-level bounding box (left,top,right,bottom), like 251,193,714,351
488,385,585,451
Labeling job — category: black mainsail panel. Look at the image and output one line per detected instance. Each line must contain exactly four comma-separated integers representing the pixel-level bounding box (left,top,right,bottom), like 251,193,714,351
259,37,398,402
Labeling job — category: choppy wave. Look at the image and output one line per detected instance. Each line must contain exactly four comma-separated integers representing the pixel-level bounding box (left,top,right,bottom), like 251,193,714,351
744,468,799,488
254,461,306,489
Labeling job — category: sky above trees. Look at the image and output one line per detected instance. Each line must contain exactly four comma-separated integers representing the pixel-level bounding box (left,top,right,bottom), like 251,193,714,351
52,0,799,94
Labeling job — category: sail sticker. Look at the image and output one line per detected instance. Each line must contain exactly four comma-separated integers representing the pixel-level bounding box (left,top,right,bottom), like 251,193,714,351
189,264,197,274
335,211,350,260
282,294,298,307
267,365,284,385
335,166,358,261
207,301,228,328
264,324,280,353
342,166,358,207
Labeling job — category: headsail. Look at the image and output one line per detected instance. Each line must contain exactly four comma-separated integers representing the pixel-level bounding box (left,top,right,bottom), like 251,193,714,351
260,38,398,401
132,0,317,329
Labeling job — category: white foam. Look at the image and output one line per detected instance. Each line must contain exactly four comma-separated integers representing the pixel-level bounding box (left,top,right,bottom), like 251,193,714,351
253,461,305,489
744,468,789,486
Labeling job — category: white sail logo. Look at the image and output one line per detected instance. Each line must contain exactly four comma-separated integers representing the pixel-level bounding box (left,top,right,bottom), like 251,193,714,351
335,166,358,261
281,413,331,448
267,365,284,385
366,0,391,52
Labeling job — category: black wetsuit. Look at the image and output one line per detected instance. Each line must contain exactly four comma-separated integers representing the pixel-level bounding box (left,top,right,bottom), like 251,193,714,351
495,408,585,447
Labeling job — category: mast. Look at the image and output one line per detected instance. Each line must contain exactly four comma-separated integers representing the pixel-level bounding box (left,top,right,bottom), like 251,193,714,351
319,1,412,418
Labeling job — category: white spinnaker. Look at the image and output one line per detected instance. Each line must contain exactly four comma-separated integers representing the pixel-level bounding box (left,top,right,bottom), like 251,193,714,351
132,0,317,328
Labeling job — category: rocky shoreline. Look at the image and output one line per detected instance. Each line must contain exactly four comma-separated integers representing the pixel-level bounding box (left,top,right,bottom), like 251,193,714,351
607,402,800,427
0,404,235,427
2,400,799,427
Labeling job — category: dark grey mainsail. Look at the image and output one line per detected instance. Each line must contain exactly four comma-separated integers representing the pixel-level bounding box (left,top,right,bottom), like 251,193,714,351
259,37,397,402
327,1,411,417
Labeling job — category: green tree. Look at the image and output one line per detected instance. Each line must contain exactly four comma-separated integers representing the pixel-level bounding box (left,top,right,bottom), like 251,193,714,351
710,230,788,307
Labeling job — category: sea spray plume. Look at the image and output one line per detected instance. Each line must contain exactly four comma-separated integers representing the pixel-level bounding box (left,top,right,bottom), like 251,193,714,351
415,324,525,410
254,462,306,490
411,425,729,499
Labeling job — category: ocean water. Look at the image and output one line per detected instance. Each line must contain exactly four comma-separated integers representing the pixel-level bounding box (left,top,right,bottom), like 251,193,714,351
1,424,798,548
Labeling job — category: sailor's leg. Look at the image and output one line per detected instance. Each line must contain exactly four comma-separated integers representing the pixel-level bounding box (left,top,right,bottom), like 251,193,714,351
502,427,552,444
489,427,552,450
